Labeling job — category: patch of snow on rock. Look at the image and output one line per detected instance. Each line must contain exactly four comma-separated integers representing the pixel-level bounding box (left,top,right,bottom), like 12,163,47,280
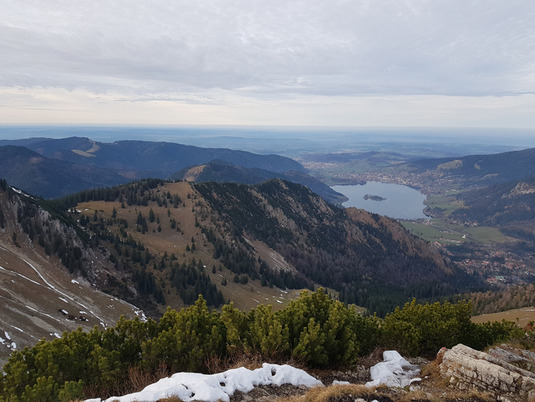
85,363,322,402
365,350,420,388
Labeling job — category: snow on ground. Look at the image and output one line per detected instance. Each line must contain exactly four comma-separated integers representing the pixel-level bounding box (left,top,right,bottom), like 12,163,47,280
85,363,323,402
1,335,17,351
365,350,421,388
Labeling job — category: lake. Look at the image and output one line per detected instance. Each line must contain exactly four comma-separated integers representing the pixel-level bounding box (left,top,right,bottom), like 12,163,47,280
332,182,428,220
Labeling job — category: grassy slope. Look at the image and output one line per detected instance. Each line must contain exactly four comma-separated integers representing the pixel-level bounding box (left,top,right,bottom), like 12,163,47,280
472,308,535,328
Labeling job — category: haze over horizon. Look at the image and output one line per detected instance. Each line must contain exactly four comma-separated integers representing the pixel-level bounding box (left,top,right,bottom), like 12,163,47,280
1,1,535,130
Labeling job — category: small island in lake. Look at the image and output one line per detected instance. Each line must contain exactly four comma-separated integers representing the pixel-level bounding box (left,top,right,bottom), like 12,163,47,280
363,194,386,201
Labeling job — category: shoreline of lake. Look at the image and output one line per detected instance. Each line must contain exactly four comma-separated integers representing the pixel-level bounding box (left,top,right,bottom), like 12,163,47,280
332,182,428,220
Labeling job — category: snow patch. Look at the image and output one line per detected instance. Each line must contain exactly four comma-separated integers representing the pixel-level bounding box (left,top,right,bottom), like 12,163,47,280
86,363,322,402
10,187,24,195
71,279,80,284
365,350,420,388
59,297,69,303
134,309,147,322
4,331,11,340
332,380,351,385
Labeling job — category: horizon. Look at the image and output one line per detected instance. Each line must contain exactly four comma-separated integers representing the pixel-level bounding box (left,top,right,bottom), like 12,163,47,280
2,124,535,157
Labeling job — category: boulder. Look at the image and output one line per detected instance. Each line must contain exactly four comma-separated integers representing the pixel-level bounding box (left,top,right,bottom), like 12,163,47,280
438,344,535,402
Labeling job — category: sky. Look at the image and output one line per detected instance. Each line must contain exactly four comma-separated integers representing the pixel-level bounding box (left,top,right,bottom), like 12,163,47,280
1,0,535,129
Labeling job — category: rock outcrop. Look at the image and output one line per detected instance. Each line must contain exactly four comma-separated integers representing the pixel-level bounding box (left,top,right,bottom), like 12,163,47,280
438,344,535,401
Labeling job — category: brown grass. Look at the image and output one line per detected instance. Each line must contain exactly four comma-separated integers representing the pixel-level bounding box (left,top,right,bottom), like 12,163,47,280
204,350,307,375
275,384,382,402
471,308,535,328
204,352,265,374
125,362,170,395
83,363,170,401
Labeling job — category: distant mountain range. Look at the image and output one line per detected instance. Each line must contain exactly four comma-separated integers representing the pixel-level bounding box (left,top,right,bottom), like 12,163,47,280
0,137,343,202
0,137,304,175
404,147,535,187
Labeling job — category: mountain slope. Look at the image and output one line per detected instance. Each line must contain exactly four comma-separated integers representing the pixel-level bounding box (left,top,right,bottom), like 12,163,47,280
193,179,479,314
173,160,347,205
52,178,480,316
0,146,128,198
451,174,535,225
0,180,143,366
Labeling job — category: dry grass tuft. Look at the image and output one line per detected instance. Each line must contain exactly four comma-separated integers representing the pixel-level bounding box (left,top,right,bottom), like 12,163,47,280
125,362,170,395
203,352,265,374
274,384,384,402
204,351,307,374
84,362,171,399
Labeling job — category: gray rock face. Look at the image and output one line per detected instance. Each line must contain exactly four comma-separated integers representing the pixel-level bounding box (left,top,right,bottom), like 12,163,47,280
438,344,535,402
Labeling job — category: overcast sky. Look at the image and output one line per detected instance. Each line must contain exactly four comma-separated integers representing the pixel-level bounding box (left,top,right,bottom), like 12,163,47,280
1,0,535,129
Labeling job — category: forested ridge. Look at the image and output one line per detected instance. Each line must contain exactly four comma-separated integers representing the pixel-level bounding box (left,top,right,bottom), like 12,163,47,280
195,179,481,314
0,179,225,317
461,282,535,315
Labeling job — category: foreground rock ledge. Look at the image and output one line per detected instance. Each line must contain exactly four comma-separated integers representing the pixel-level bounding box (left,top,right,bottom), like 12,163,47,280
439,344,535,402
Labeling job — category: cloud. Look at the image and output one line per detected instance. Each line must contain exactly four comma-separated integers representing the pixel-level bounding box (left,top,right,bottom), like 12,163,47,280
1,0,535,127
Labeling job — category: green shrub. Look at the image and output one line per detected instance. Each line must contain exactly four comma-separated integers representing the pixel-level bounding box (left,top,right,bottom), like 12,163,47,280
0,290,525,401
380,299,521,357
142,295,226,373
277,289,376,367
